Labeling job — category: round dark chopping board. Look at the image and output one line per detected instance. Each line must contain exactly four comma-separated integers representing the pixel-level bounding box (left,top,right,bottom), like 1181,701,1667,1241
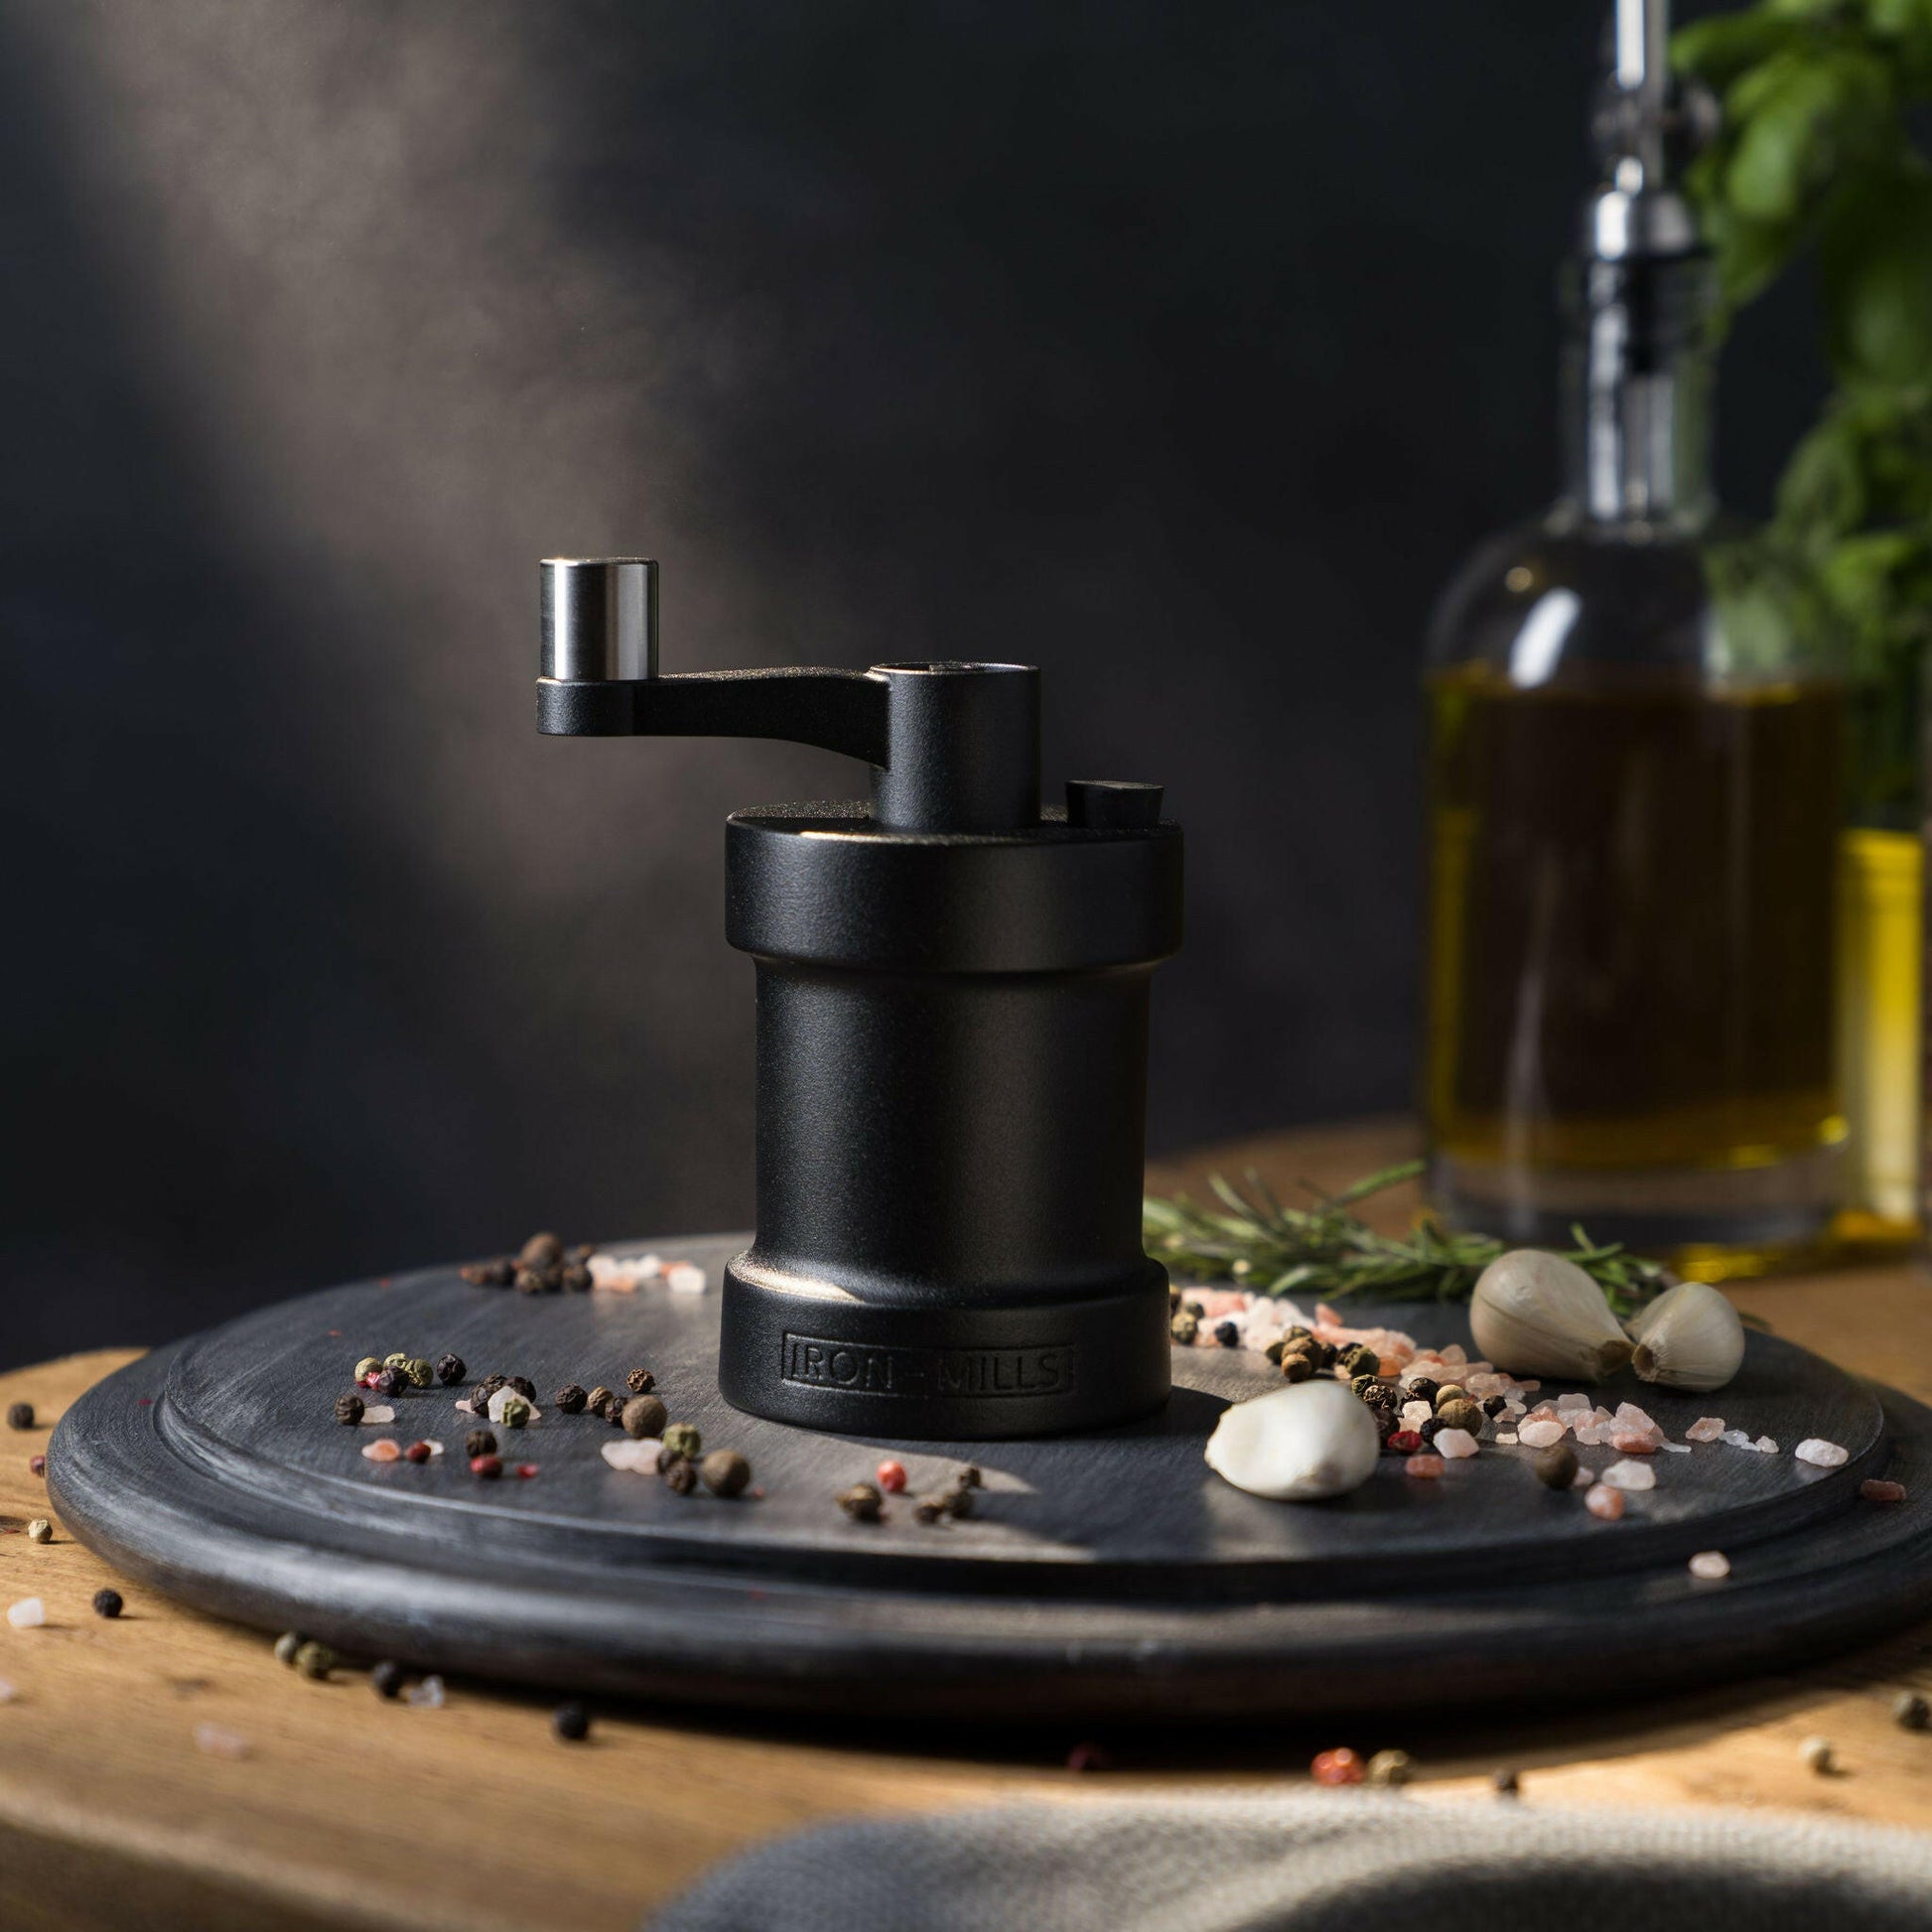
48,1235,1932,1720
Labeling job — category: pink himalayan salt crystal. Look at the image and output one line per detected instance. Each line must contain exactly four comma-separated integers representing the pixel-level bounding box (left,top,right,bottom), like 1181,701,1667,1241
1600,1458,1656,1492
1795,1439,1849,1468
358,1405,396,1426
1193,1289,1249,1318
1524,1403,1561,1424
1315,1304,1343,1328
1572,1465,1593,1489
193,1723,251,1760
1436,1428,1480,1459
1755,1436,1779,1454
1585,1483,1625,1521
1689,1550,1730,1581
1572,1422,1613,1448
1685,1417,1726,1444
1518,1419,1568,1449
361,1438,402,1463
1609,1429,1659,1455
1401,1401,1434,1430
1404,1452,1446,1479
1377,1355,1404,1378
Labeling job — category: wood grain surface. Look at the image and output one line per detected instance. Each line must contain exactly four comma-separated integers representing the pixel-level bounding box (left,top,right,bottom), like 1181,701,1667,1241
2,1120,1930,1931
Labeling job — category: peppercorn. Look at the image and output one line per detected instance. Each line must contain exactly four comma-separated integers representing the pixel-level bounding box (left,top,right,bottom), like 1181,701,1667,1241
1482,1394,1508,1418
1348,1373,1380,1401
353,1356,382,1382
838,1482,884,1522
660,1456,697,1495
621,1395,667,1440
701,1449,752,1497
1433,1383,1468,1411
1533,1444,1579,1490
625,1367,656,1395
519,1231,564,1269
662,1422,702,1460
945,1485,975,1520
554,1384,588,1416
553,1701,591,1742
92,1587,123,1619
1311,1747,1364,1786
1264,1338,1286,1365
294,1640,336,1681
460,1260,507,1286
586,1385,618,1420
551,1262,587,1292
402,1358,434,1389
1282,1325,1311,1346
1372,1407,1398,1443
473,1376,507,1411
1405,1377,1440,1407
1801,1735,1835,1774
1386,1429,1423,1454
955,1465,982,1489
1183,1300,1204,1317
370,1659,405,1699
1437,1398,1484,1437
27,1454,44,1478
1893,1691,1930,1731
273,1631,305,1666
1171,1311,1198,1345
434,1353,467,1387
1359,1380,1398,1409
1339,1343,1379,1379
1169,1286,1180,1312
470,1454,502,1479
913,1494,948,1524
25,1519,51,1544
335,1394,365,1426
567,1243,594,1265
1492,1767,1521,1797
5,1403,32,1432
496,1395,532,1430
404,1441,433,1464
1365,1748,1412,1788
1417,1417,1444,1446
465,1428,496,1457
514,1267,549,1295
1282,1353,1312,1384
372,1366,407,1399
383,1352,409,1369
877,1459,907,1493
1214,1320,1240,1348
504,1375,534,1402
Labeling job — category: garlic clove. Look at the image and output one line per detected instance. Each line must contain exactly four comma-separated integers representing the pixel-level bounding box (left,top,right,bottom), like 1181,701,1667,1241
1628,1280,1744,1393
1468,1249,1633,1382
1203,1379,1382,1502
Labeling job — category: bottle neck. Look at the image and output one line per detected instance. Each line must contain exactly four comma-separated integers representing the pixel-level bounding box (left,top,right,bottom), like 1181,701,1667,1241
1557,257,1716,532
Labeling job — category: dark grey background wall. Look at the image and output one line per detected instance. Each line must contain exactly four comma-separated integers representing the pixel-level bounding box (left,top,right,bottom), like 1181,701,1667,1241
1,1,1815,1365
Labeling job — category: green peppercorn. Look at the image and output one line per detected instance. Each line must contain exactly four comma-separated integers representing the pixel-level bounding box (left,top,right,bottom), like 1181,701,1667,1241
661,1422,702,1460
465,1429,496,1458
496,1395,532,1430
334,1394,364,1426
273,1631,306,1666
625,1368,656,1395
1339,1343,1380,1379
622,1395,667,1440
1171,1311,1198,1345
354,1356,382,1383
1282,1353,1313,1384
403,1358,435,1390
837,1482,883,1522
701,1449,751,1497
383,1352,409,1370
1366,1748,1412,1787
660,1456,697,1495
1348,1373,1380,1401
555,1385,588,1415
1533,1444,1580,1490
293,1640,336,1681
1437,1398,1484,1437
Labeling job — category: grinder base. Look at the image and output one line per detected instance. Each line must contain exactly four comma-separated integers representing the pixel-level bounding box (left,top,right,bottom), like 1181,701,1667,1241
718,1255,1173,1439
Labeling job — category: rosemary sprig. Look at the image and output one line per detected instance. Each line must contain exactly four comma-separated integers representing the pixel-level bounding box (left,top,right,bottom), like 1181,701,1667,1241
1142,1160,1673,1316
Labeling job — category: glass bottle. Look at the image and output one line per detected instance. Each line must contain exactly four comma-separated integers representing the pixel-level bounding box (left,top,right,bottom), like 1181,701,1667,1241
1421,25,1854,1275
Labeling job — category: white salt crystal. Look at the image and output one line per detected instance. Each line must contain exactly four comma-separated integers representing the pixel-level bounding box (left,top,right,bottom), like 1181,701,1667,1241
2,1598,38,1631
1662,1443,1691,1453
601,1439,662,1473
358,1405,396,1425
1685,1417,1725,1444
193,1723,251,1759
486,1387,542,1424
1689,1550,1730,1581
1518,1419,1567,1449
665,1262,708,1296
1722,1430,1754,1448
1795,1438,1849,1468
1555,1392,1592,1414
1436,1428,1480,1459
0,1679,17,1703
1495,1431,1519,1446
407,1674,445,1709
1614,1401,1659,1432
1755,1436,1779,1454
1600,1459,1656,1492
1401,1401,1433,1430
454,1398,476,1415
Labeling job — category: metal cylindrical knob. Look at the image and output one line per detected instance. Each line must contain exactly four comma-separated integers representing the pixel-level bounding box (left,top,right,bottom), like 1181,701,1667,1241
541,559,658,681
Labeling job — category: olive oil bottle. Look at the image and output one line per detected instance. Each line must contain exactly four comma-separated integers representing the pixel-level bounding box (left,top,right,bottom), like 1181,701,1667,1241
1419,1,1917,1275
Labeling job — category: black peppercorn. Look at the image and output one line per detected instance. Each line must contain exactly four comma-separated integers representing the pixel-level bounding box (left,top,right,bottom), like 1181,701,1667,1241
1405,1377,1439,1407
955,1465,982,1489
1264,1338,1286,1365
1214,1320,1240,1349
1533,1444,1580,1490
507,1375,536,1402
553,1700,591,1742
334,1394,365,1426
586,1385,618,1420
92,1587,123,1619
1483,1394,1508,1418
473,1376,507,1413
560,1264,593,1293
945,1485,975,1520
1308,1340,1337,1370
555,1384,588,1416
837,1482,883,1522
434,1354,466,1387
372,1366,407,1399
660,1456,697,1495
1418,1417,1444,1446
625,1367,656,1395
1372,1406,1398,1443
466,1428,497,1457
370,1659,405,1699
913,1493,949,1524
5,1403,32,1431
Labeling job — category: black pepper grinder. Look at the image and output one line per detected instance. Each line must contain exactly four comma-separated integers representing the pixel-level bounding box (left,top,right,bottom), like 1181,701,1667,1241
540,558,1182,1439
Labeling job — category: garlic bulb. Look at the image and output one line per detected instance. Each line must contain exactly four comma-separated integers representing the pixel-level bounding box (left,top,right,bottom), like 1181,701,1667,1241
1628,1280,1744,1392
1203,1379,1382,1502
1468,1249,1633,1382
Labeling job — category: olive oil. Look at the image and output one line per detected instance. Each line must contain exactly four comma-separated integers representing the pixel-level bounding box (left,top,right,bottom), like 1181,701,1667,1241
1426,665,1849,1266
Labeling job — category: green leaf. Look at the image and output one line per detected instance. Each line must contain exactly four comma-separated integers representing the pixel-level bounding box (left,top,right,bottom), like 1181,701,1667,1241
1674,12,1806,86
1820,170,1932,388
1725,52,1895,223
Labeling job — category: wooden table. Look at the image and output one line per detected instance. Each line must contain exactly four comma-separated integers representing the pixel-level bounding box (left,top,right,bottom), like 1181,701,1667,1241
5,1121,1931,1931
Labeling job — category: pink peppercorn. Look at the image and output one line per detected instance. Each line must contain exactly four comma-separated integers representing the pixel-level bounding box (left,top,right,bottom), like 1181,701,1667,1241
1311,1747,1365,1786
28,1455,44,1478
516,1462,539,1479
470,1454,502,1479
1386,1430,1422,1454
877,1460,907,1494
403,1442,432,1464
1585,1482,1625,1520
1404,1452,1445,1478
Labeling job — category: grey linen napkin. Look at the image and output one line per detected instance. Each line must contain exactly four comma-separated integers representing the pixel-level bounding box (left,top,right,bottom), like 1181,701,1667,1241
651,1791,1932,1932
